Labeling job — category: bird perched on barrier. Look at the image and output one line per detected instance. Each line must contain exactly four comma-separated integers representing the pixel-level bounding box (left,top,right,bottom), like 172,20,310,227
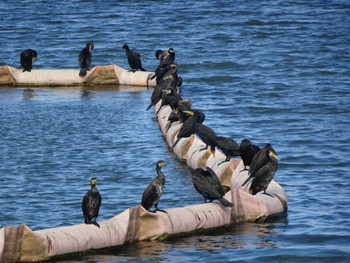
248,145,279,196
82,177,102,228
146,74,178,111
141,160,167,213
20,49,37,72
79,41,94,77
123,44,146,72
194,122,217,156
239,139,261,171
216,136,240,165
241,144,279,196
172,109,205,149
191,167,233,207
157,47,175,67
155,49,169,62
167,99,192,128
156,88,182,114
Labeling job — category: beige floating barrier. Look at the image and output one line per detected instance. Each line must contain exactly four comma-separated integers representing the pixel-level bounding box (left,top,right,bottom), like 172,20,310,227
0,65,156,87
0,100,287,262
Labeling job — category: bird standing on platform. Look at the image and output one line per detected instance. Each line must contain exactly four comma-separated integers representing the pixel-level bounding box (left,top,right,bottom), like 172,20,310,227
194,122,217,156
20,49,37,72
82,177,102,228
239,139,261,171
216,136,240,165
78,41,94,77
172,109,205,149
123,44,146,72
241,144,279,196
249,145,279,196
191,167,233,207
141,160,167,213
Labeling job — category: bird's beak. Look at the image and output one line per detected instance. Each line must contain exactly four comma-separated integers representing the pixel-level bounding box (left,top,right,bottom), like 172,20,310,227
270,151,280,161
32,57,37,61
183,110,194,117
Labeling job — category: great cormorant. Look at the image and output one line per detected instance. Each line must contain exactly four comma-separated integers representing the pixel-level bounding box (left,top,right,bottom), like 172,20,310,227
146,74,178,111
155,49,169,62
241,144,279,192
82,177,102,228
20,49,37,72
123,44,146,72
172,109,205,149
79,41,94,77
216,136,240,165
167,99,192,127
156,88,182,114
194,122,217,156
239,139,261,171
191,167,233,207
141,160,167,213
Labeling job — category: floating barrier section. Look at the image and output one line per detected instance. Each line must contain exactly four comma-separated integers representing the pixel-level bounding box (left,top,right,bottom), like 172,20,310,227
0,99,287,262
0,65,156,87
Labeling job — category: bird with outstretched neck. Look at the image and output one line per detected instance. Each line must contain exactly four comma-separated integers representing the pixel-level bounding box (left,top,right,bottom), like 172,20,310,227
82,177,102,228
141,160,167,213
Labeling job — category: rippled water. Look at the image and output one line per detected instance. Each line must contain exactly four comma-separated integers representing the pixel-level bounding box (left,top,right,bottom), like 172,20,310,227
1,0,350,262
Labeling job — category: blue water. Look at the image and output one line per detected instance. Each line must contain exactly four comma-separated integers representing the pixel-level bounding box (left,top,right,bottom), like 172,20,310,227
1,0,350,262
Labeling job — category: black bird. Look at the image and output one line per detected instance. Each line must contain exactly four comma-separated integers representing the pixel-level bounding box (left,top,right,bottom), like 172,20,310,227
123,44,146,72
241,144,278,189
82,177,102,228
79,41,94,77
151,48,175,81
20,49,37,72
191,167,233,207
150,62,178,84
194,122,217,156
141,160,167,213
172,109,205,149
167,99,192,126
239,139,261,171
146,74,178,111
216,136,240,165
156,88,182,114
155,49,169,61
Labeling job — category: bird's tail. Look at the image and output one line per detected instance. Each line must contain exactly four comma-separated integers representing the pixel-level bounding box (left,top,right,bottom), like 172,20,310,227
140,67,146,71
146,73,153,89
146,102,153,111
241,176,251,187
79,68,87,77
218,197,233,207
92,221,100,228
172,137,180,149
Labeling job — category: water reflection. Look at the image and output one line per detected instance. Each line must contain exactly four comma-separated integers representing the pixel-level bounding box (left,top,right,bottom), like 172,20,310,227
22,88,36,100
72,222,287,262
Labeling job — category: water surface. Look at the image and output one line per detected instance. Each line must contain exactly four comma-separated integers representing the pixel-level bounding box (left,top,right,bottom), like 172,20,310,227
0,0,349,262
